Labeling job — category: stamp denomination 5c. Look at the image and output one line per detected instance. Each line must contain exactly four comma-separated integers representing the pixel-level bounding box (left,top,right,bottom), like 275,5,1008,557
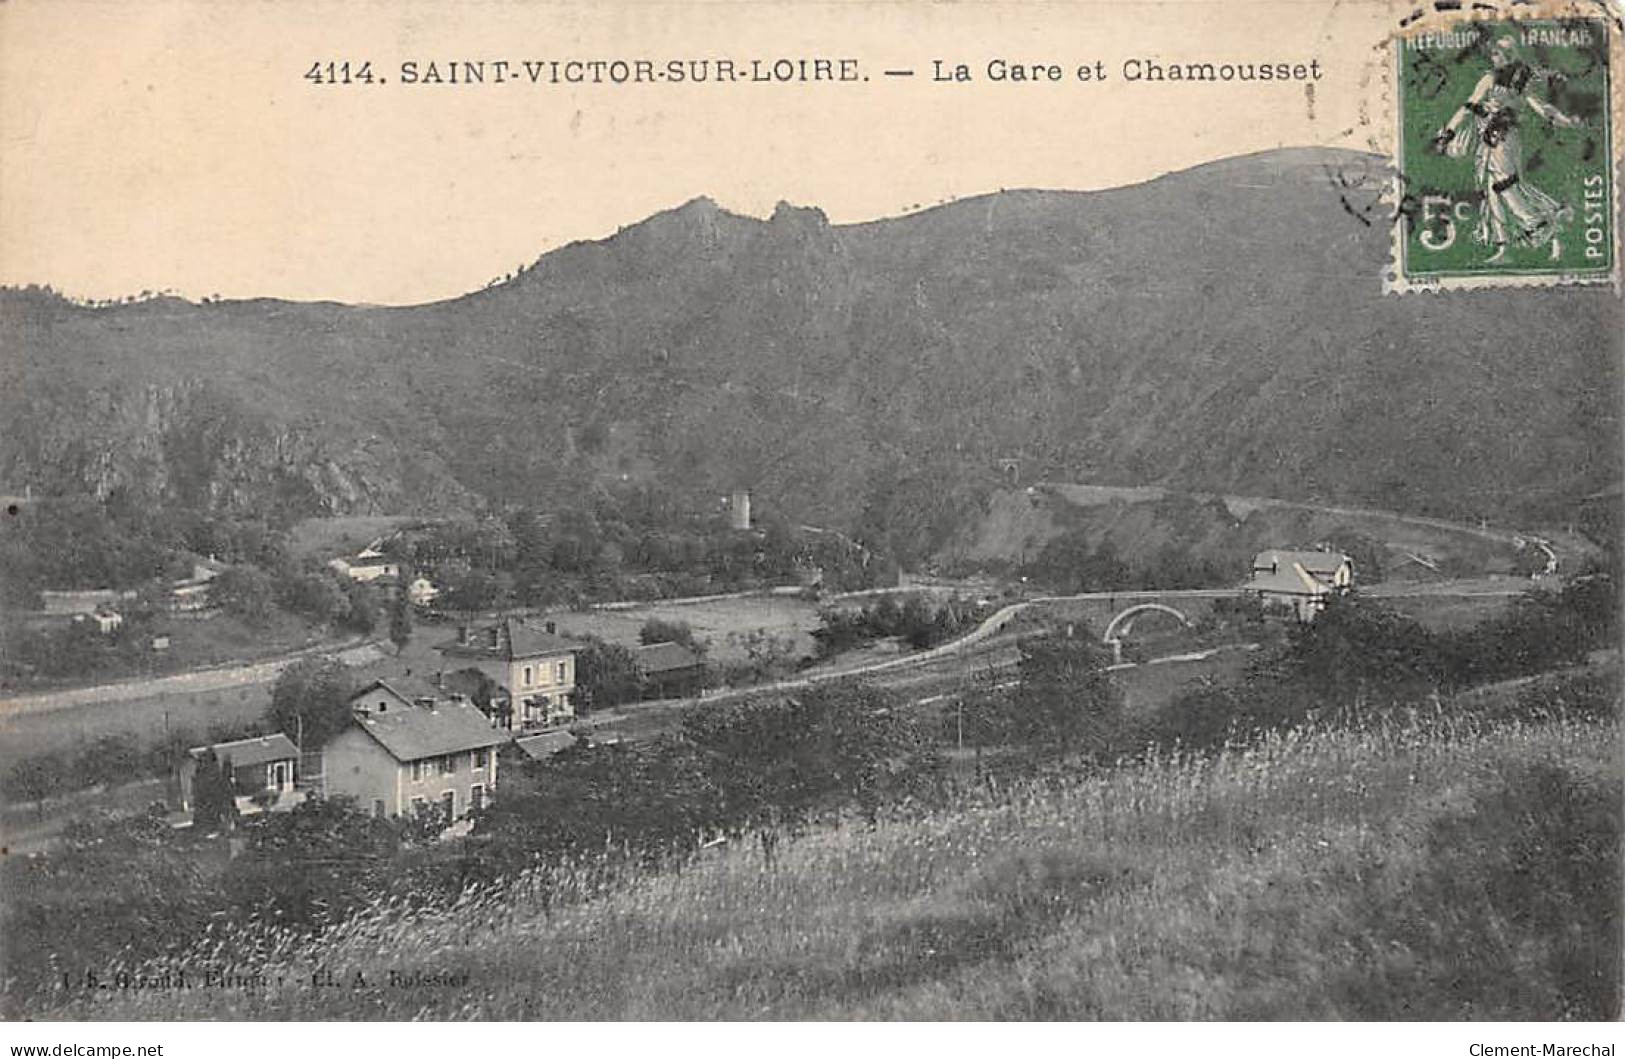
1393,16,1617,291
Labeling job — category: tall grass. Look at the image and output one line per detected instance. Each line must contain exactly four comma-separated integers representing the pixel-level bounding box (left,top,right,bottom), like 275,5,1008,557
57,709,1619,1021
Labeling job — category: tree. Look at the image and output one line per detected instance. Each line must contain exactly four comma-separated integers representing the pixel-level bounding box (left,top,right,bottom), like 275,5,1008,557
388,590,414,654
267,655,355,748
190,748,237,831
1278,596,1440,705
574,638,642,713
683,680,942,846
440,569,500,615
222,797,402,931
476,737,724,871
1011,628,1124,756
638,618,701,651
342,581,381,634
723,628,800,686
281,571,347,625
210,566,275,624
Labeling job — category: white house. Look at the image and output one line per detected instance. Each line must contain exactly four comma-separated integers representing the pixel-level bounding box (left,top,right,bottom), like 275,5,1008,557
322,680,507,821
436,619,578,732
178,733,304,817
328,548,401,584
1242,549,1354,621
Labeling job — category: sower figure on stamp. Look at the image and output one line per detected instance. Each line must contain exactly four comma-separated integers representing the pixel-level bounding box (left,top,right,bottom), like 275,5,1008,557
1431,36,1586,263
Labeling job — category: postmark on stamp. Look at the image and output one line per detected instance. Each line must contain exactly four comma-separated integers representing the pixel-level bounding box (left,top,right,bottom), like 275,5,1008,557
1391,15,1618,291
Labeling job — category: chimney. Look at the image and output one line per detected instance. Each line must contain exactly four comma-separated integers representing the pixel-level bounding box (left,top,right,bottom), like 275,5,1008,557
458,624,470,645
730,489,751,531
545,620,556,635
434,669,444,689
489,626,501,649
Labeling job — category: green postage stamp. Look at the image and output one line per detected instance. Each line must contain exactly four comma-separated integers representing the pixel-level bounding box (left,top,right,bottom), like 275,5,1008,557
1393,15,1618,291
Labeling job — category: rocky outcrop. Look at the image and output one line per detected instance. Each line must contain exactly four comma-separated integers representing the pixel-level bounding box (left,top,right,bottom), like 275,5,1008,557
0,375,470,517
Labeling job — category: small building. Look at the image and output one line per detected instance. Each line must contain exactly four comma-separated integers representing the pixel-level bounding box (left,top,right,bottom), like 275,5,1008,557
633,641,708,700
1242,549,1354,621
178,733,303,816
324,684,506,821
40,588,132,616
436,618,578,732
513,727,624,763
513,729,580,762
407,576,440,607
171,558,226,615
329,539,402,584
72,606,123,635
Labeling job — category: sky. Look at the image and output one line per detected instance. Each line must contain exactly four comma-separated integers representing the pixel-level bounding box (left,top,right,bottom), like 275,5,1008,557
0,0,1402,305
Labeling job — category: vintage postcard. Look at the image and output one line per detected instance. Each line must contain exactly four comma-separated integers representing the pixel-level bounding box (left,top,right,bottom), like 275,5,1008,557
0,0,1620,1036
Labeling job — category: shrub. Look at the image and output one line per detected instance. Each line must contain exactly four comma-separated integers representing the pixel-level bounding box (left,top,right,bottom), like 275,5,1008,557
1345,760,1622,1020
639,618,702,651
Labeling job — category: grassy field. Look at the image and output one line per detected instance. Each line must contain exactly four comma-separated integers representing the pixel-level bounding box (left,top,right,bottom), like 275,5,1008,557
1385,592,1516,633
64,707,1618,1021
551,595,823,663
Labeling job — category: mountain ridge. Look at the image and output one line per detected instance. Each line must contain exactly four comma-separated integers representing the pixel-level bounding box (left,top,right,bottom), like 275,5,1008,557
1,146,1617,547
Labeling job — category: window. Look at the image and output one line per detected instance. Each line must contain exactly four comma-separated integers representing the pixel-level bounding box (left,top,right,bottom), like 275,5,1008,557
470,784,484,812
556,661,567,682
372,799,385,818
441,754,457,775
441,790,456,820
522,666,533,687
410,761,425,782
411,796,428,816
472,748,488,771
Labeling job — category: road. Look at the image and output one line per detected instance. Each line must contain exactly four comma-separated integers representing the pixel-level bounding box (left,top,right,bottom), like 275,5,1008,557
576,578,1525,734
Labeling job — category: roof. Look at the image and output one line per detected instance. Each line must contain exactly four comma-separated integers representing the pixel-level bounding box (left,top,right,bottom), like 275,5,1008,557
348,677,446,710
353,699,507,762
190,733,299,768
172,559,227,590
1253,550,1350,575
514,730,580,760
634,641,705,674
1242,568,1331,597
436,617,578,661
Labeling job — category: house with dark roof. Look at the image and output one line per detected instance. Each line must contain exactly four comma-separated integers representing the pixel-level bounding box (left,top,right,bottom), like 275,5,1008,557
633,641,708,700
1242,549,1354,621
322,684,507,821
435,618,578,732
178,733,302,817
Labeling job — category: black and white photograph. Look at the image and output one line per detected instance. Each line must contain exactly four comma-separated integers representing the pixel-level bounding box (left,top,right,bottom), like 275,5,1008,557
0,0,1620,1039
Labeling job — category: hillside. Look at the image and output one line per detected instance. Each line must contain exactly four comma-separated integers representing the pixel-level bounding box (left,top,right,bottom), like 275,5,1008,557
63,708,1619,1020
2,147,1619,534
